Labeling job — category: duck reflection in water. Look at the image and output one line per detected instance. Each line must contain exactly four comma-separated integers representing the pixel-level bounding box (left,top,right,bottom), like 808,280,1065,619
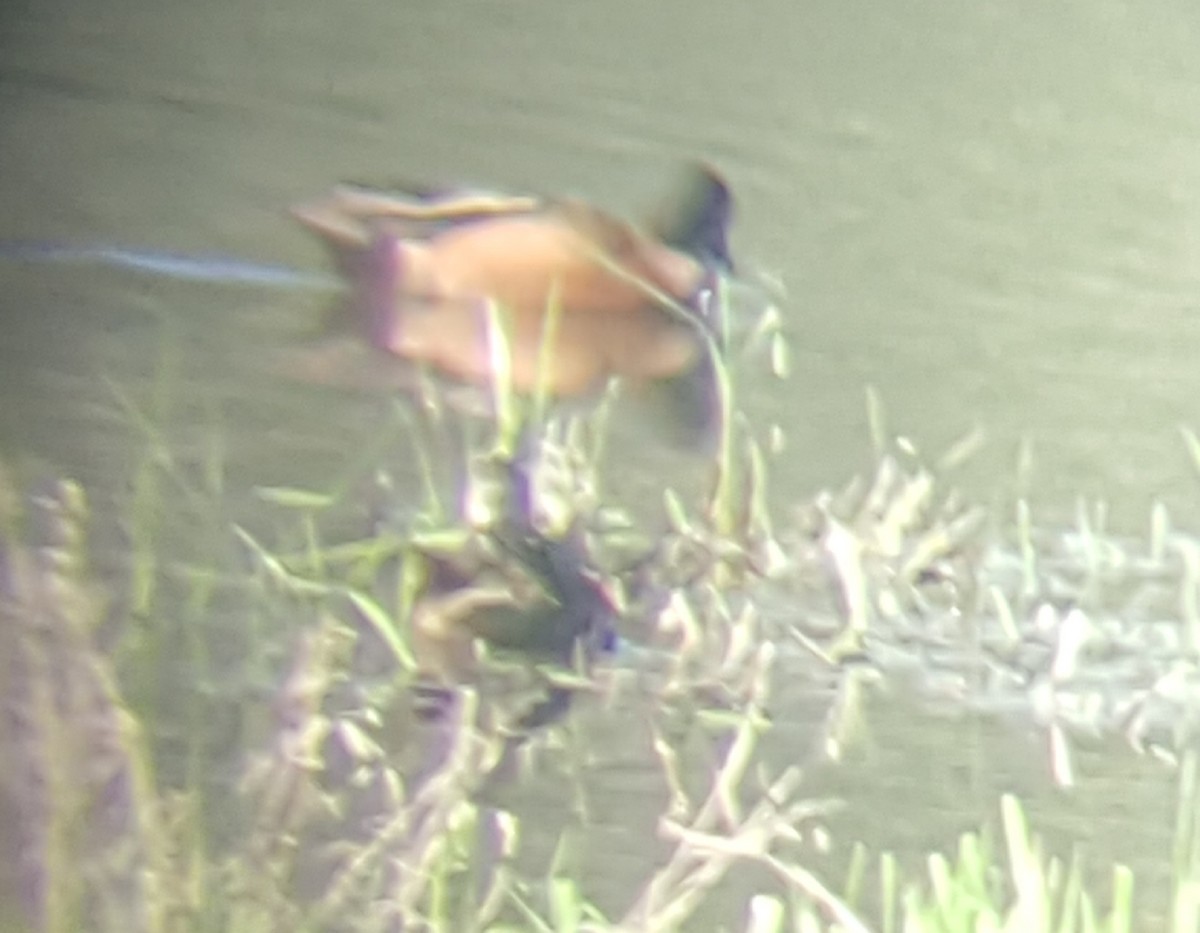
406,446,619,732
292,164,736,445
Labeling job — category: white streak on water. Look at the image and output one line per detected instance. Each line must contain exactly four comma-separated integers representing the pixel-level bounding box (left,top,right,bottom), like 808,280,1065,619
0,239,340,290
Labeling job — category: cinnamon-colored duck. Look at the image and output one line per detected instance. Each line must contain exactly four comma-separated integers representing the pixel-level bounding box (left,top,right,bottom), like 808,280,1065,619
292,165,735,440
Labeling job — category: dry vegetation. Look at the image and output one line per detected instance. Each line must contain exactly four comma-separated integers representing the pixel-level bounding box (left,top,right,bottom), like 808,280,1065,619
3,308,1200,932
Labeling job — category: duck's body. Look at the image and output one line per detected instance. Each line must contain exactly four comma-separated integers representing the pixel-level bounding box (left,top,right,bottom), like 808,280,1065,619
380,210,704,395
408,521,617,729
292,165,734,438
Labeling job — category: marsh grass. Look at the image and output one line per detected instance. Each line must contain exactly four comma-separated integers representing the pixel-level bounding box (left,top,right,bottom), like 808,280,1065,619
7,290,1200,932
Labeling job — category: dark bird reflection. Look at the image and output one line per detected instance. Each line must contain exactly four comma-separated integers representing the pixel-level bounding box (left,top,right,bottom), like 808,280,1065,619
408,437,618,733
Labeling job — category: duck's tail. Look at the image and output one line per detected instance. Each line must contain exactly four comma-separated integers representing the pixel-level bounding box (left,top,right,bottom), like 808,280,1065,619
291,202,404,352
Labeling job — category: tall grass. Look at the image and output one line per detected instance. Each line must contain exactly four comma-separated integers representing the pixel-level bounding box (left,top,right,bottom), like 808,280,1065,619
5,284,1200,932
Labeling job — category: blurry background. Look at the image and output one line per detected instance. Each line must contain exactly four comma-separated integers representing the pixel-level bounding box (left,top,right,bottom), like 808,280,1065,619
1,0,1198,923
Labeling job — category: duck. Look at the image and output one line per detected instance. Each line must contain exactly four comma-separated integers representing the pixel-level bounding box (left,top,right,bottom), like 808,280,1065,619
408,519,618,730
405,447,619,730
291,164,736,442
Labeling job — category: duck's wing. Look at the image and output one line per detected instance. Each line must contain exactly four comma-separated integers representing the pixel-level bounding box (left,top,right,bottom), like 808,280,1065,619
297,182,543,243
336,184,540,227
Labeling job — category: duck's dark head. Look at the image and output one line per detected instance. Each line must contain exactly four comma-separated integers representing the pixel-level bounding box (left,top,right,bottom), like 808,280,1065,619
654,163,735,274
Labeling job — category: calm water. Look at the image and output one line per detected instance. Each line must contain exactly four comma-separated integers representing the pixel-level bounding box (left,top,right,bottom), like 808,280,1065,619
2,0,1198,924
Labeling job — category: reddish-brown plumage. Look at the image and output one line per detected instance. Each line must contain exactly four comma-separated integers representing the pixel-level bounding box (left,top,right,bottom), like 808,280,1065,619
293,166,733,435
383,210,704,395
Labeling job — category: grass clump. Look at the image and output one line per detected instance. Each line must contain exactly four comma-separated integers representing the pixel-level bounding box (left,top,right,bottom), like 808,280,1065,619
6,288,1200,933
